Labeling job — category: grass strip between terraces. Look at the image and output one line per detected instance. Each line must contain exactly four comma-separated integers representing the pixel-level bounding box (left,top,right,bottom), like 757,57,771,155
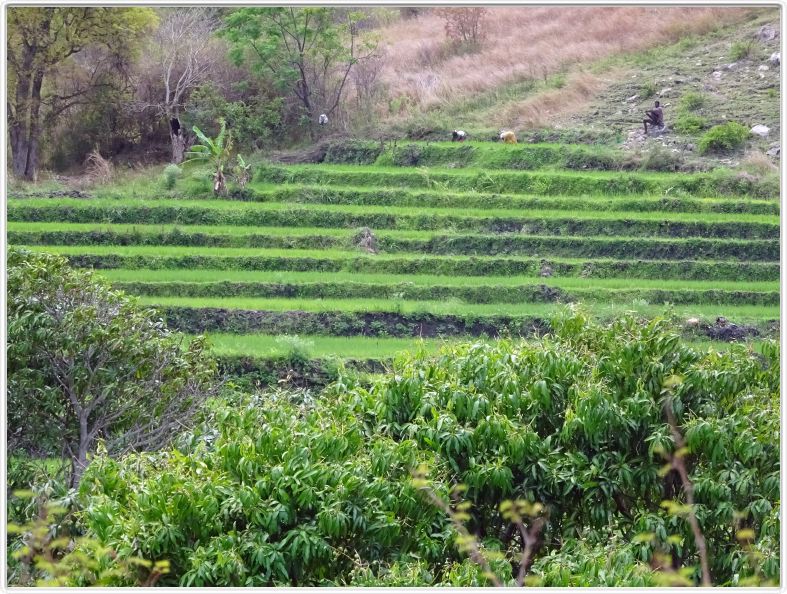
9,226,777,261
195,333,770,360
242,183,781,215
256,163,778,199
114,281,777,306
70,182,781,216
138,296,779,322
92,269,780,292
9,198,777,225
21,246,779,282
196,333,452,359
63,184,780,217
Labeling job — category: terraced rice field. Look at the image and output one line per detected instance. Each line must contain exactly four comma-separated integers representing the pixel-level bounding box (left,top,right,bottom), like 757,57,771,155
9,141,778,381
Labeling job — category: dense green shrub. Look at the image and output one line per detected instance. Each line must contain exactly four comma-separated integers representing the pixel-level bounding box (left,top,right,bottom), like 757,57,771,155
674,113,708,135
729,40,754,61
80,390,454,586
162,164,182,190
699,122,750,154
678,91,706,111
79,312,779,586
185,82,283,151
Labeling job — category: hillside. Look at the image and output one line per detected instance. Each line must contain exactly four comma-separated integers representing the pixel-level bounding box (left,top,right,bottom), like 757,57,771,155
376,7,750,115
371,7,780,168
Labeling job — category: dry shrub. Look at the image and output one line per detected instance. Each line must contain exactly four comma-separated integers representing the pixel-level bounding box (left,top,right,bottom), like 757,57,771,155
740,150,778,176
378,7,752,110
416,41,446,68
434,8,488,45
352,49,389,111
84,150,114,185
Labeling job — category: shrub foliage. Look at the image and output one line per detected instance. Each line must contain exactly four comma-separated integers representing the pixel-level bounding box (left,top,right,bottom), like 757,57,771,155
79,312,779,586
699,122,750,154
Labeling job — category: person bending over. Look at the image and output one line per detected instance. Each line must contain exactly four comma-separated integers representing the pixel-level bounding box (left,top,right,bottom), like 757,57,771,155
643,100,664,133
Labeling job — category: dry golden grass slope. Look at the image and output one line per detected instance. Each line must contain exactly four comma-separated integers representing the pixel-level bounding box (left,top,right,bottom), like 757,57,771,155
375,7,752,126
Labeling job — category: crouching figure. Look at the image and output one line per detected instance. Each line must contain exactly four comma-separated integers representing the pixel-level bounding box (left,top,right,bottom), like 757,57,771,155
499,130,517,144
643,101,664,134
452,129,467,142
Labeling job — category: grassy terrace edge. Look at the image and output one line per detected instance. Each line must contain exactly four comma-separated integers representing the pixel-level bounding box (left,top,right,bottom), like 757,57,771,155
153,303,775,340
18,246,780,281
257,162,778,198
9,229,778,261
8,205,778,239
112,280,779,306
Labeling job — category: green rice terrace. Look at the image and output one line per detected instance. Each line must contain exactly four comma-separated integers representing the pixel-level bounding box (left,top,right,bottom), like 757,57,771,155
9,140,779,385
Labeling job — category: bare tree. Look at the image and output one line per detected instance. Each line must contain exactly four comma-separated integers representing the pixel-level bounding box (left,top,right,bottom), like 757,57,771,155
142,8,220,163
351,48,387,113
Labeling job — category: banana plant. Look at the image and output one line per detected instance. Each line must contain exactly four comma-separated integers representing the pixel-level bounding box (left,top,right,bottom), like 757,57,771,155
185,118,233,196
232,154,252,190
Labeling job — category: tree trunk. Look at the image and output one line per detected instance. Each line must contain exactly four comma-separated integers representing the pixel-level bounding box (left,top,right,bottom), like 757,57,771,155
9,68,45,181
171,131,186,164
10,46,35,179
70,417,90,489
24,69,45,181
213,167,226,196
10,126,30,179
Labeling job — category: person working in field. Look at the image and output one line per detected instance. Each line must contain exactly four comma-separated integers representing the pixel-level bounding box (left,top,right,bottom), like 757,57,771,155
643,100,664,133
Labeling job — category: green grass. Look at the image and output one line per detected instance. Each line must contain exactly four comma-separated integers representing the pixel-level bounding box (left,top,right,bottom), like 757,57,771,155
140,295,779,322
684,339,772,354
10,221,777,244
266,162,710,182
95,268,780,292
7,221,354,238
11,223,777,263
195,331,772,361
23,244,772,267
244,183,779,214
61,180,778,215
199,333,453,359
10,197,777,225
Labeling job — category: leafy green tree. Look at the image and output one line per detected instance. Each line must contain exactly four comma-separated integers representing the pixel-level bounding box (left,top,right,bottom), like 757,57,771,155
78,312,778,586
7,248,218,487
185,118,233,196
355,311,779,585
6,7,156,180
80,390,452,586
185,81,283,151
221,8,377,137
